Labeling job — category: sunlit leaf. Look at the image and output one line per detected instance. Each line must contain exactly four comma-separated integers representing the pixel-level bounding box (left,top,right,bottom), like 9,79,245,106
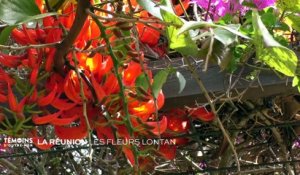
252,10,297,76
277,0,300,13
286,14,300,33
292,76,299,87
161,9,198,57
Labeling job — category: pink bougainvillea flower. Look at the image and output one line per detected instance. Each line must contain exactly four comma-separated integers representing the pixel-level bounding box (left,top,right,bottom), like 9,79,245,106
193,0,275,21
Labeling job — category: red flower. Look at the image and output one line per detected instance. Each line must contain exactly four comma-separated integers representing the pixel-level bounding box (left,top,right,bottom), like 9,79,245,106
158,145,177,160
188,106,215,122
0,52,26,68
54,117,88,139
123,146,136,166
51,96,77,111
128,90,165,117
37,83,58,106
123,61,142,86
32,111,62,125
145,115,168,136
137,23,160,47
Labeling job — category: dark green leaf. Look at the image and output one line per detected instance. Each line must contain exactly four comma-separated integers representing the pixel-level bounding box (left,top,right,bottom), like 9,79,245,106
152,69,170,98
135,74,149,94
0,26,15,44
175,71,186,94
274,22,290,31
252,10,297,77
241,1,257,8
0,0,56,25
261,12,276,27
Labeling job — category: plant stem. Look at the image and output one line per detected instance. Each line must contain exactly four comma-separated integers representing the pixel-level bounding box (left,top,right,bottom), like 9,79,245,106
205,0,212,21
184,56,241,174
54,0,90,75
72,51,93,165
88,9,139,166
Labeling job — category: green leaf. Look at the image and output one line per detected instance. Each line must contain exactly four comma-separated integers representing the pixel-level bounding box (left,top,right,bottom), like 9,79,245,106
0,0,56,25
152,69,170,98
252,10,298,77
261,11,276,28
0,26,15,44
135,74,149,94
214,24,239,46
292,76,299,87
178,21,251,40
292,76,300,93
175,71,186,94
277,0,300,12
241,1,257,8
161,9,198,57
137,0,162,20
286,14,300,33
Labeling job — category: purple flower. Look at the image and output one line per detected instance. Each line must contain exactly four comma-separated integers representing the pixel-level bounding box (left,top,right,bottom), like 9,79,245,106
192,0,276,21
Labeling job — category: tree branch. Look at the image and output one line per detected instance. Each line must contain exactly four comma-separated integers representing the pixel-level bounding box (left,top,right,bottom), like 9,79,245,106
54,0,91,75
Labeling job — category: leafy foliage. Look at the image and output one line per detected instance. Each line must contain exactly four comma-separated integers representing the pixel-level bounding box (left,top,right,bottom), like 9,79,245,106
252,10,297,76
0,0,55,25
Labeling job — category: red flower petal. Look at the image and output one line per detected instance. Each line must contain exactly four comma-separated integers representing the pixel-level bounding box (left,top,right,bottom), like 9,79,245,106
0,94,7,103
174,0,190,16
28,88,38,103
137,23,160,46
123,61,142,86
51,96,77,111
32,137,54,150
22,24,37,44
32,111,61,125
11,29,28,45
16,96,28,114
103,73,119,95
189,107,215,122
30,68,39,85
45,48,56,72
7,84,18,112
146,116,168,135
122,146,135,166
64,73,81,103
158,145,177,160
55,124,88,139
91,74,106,102
37,83,58,106
0,52,26,68
96,125,115,140
50,114,79,126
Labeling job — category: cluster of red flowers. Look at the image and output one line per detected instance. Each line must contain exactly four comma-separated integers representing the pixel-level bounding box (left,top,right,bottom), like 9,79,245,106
0,0,214,166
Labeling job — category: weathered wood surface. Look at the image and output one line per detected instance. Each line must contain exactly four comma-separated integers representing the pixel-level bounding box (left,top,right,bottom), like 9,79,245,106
149,58,298,109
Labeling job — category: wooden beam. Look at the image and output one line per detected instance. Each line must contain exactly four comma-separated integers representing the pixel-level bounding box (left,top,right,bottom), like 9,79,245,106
148,58,298,109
